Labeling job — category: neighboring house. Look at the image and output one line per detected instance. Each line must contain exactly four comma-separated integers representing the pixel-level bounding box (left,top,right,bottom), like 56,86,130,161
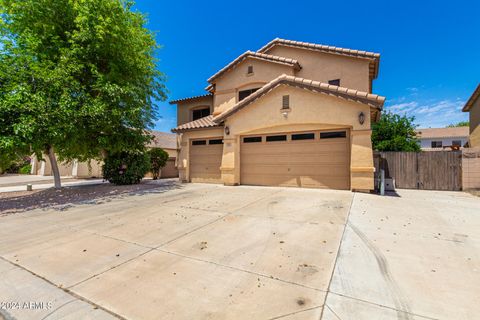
462,84,480,147
31,131,178,178
416,127,469,150
147,131,179,178
170,38,385,191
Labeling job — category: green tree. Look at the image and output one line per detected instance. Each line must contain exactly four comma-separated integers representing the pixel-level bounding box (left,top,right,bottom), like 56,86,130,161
372,112,420,152
0,0,166,188
148,148,169,180
446,121,469,127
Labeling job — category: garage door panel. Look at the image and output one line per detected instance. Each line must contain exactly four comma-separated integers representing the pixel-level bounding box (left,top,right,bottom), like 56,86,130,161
242,164,349,175
241,131,350,190
242,154,349,166
240,174,348,189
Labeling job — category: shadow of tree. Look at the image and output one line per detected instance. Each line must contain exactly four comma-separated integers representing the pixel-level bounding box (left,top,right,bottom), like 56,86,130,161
0,179,183,215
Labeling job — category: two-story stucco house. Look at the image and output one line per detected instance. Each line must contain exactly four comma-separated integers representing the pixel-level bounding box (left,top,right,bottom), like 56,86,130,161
463,84,480,147
170,39,385,191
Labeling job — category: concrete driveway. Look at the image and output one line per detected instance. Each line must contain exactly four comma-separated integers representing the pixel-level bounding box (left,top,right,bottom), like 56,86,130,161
0,183,478,320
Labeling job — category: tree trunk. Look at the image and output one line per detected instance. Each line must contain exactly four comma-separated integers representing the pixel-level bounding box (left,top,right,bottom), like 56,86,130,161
47,146,62,189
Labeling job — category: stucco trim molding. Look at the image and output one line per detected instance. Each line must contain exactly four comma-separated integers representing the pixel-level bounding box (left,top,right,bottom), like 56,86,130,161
351,129,372,136
351,167,376,173
257,38,381,79
207,51,301,84
213,75,386,123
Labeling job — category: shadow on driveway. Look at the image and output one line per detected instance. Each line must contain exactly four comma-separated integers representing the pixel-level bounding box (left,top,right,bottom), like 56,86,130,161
0,179,183,215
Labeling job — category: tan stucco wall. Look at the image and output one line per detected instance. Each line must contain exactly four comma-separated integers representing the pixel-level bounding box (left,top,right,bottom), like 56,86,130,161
178,85,376,190
469,98,480,147
177,128,224,182
176,95,213,126
74,160,103,178
213,58,295,114
265,46,372,92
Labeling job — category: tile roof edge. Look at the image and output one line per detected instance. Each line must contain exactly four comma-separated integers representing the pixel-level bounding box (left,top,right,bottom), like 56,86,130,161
213,74,385,123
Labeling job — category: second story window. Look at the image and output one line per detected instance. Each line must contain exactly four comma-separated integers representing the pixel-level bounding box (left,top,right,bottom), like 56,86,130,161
431,141,442,148
192,107,210,121
239,88,260,101
328,79,341,86
247,65,254,74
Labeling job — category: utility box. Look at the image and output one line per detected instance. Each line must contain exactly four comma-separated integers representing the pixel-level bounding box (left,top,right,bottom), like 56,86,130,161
384,178,395,191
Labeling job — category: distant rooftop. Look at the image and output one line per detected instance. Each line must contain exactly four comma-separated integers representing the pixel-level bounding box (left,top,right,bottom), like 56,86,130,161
416,127,469,139
148,131,177,149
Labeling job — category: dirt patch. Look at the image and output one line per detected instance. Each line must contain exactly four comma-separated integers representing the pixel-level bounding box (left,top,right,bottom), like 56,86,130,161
0,179,182,216
467,189,480,197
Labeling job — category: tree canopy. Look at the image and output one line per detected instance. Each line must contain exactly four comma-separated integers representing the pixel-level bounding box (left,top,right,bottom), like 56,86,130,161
371,112,420,152
0,0,166,187
446,121,469,128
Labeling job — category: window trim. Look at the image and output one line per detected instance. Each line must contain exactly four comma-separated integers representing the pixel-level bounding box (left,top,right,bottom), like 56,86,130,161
291,133,315,141
238,88,260,101
243,136,262,143
209,139,223,145
320,131,347,139
266,135,287,142
190,106,210,121
192,140,207,146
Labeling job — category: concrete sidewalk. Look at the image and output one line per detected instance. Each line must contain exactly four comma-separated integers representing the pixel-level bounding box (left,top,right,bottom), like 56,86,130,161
0,175,105,193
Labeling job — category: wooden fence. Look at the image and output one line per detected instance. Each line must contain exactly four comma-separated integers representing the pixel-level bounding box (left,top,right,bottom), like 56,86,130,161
373,151,463,191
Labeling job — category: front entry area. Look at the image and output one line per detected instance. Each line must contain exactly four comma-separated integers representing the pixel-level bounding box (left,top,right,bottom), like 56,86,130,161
240,130,350,189
189,137,223,183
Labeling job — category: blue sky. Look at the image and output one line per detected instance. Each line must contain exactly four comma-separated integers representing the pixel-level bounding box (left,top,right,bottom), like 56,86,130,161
134,0,480,132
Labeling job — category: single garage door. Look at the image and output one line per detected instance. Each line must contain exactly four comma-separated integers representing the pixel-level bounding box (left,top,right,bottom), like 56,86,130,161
190,138,223,183
241,130,350,189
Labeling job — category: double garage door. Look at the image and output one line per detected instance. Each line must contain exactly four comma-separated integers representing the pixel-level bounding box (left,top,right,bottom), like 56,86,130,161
241,130,350,190
190,130,350,189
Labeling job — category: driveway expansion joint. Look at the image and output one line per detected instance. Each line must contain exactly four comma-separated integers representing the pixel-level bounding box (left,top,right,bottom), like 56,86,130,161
328,291,440,320
0,255,125,320
156,248,327,293
267,305,323,320
319,192,355,320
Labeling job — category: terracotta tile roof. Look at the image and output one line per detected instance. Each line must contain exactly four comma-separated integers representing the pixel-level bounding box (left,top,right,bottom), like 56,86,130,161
213,74,386,123
169,93,212,105
207,51,301,84
462,84,480,112
171,115,221,133
416,127,469,139
257,38,381,79
148,131,177,149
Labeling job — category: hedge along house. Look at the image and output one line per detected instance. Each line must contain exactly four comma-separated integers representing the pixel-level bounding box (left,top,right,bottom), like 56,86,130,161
171,39,385,191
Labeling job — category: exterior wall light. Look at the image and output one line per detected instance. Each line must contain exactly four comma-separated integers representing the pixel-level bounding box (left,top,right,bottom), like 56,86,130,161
282,111,289,118
225,126,230,135
359,112,365,125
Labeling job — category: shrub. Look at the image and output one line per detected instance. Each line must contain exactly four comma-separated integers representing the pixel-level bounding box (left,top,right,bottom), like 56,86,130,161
102,151,151,185
148,148,169,180
19,164,32,174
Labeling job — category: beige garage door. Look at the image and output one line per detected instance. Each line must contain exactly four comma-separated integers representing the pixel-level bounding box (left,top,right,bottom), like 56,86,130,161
190,138,223,183
241,130,350,189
